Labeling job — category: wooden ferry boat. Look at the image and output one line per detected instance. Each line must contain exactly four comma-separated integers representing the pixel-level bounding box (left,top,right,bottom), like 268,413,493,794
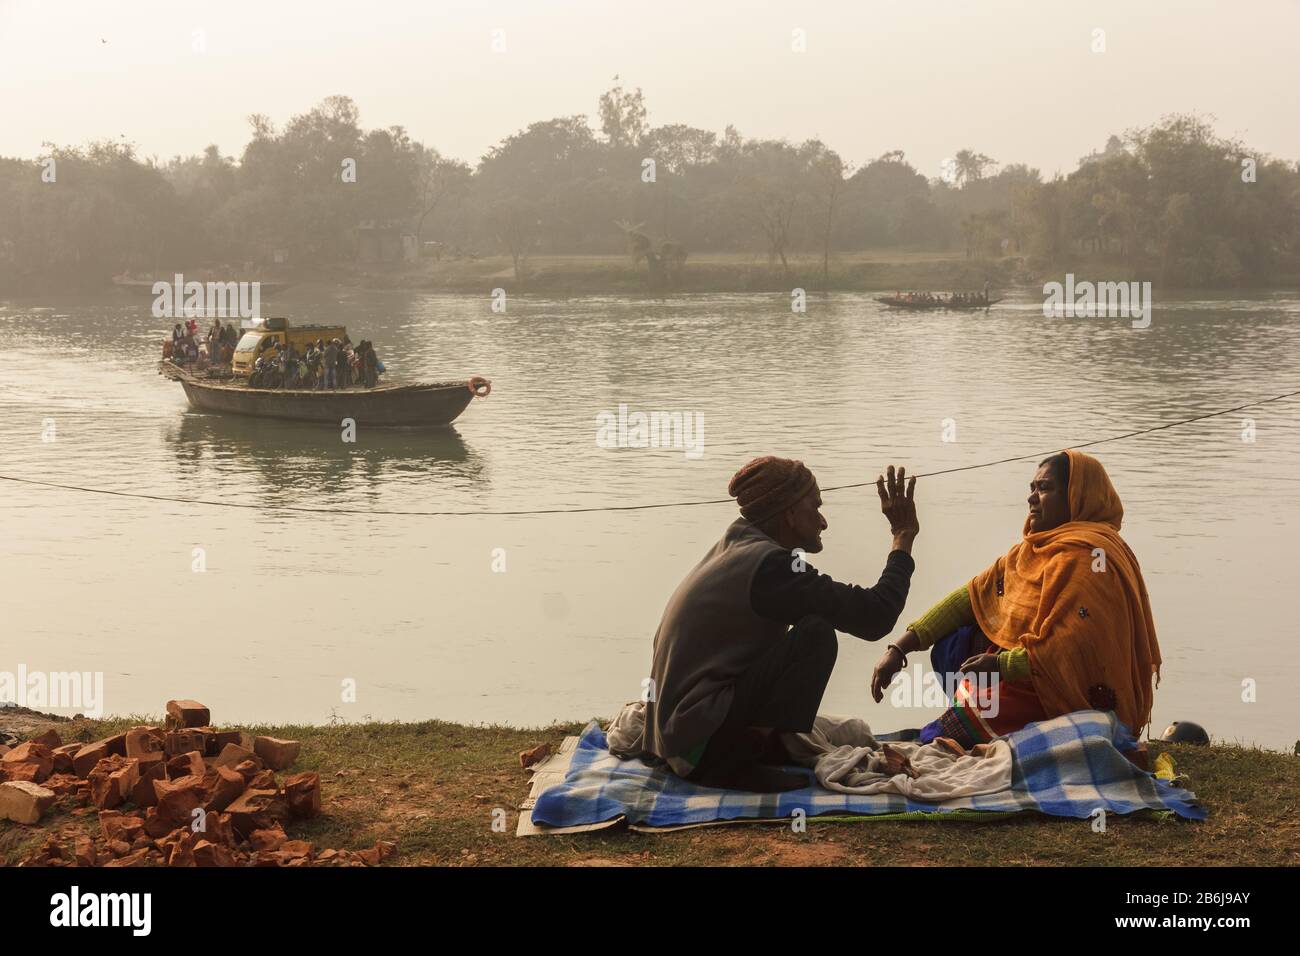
159,362,490,427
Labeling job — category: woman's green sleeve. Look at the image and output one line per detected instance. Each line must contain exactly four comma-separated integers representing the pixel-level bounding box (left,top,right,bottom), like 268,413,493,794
906,585,976,650
997,646,1031,682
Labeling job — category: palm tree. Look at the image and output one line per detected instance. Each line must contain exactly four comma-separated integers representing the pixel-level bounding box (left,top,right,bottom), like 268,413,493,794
953,149,996,187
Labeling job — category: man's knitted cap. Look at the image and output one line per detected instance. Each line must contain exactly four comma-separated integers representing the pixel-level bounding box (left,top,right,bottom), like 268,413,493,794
727,456,817,524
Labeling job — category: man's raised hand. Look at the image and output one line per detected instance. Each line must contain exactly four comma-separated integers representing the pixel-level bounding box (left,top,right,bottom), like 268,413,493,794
876,464,919,545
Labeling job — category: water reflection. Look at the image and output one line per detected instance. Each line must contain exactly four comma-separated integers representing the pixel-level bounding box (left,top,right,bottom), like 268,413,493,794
165,411,485,499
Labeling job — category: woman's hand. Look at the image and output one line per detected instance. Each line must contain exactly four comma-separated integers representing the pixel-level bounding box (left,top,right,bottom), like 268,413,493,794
877,465,919,551
958,652,1001,675
871,644,906,702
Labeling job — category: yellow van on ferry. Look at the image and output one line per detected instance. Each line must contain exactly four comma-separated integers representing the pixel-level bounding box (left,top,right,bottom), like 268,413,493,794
231,317,347,375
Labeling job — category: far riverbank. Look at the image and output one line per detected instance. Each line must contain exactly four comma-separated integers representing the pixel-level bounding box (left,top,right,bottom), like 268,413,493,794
10,252,1298,299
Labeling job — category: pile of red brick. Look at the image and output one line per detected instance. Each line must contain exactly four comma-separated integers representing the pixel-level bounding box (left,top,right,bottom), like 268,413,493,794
0,699,393,867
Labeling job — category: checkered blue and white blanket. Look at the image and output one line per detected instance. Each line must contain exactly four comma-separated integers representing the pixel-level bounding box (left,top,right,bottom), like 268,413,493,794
529,709,1207,828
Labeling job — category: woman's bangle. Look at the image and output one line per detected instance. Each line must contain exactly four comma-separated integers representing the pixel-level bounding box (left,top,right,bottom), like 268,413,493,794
887,642,908,666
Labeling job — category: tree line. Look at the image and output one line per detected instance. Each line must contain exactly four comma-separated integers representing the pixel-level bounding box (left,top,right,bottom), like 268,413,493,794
2,84,1297,291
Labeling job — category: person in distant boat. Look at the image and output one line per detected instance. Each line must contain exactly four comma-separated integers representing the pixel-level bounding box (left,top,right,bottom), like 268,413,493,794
336,336,352,388
983,280,990,303
305,340,322,389
279,342,299,389
204,319,219,365
641,458,920,792
360,340,379,388
323,339,339,390
870,450,1161,746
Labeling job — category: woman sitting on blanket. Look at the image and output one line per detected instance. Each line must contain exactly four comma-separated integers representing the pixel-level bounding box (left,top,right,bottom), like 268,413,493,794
869,449,1161,748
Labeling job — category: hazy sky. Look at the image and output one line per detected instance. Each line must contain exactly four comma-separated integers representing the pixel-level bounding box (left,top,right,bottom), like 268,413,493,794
2,0,1297,178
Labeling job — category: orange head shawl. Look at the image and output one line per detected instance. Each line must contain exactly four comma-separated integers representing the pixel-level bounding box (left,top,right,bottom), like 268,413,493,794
968,450,1162,732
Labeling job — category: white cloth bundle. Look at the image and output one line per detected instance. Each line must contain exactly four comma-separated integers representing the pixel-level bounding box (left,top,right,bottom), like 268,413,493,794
606,702,1012,800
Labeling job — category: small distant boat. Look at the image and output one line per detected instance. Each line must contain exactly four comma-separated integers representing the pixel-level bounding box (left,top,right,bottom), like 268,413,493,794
159,362,489,427
114,276,293,295
876,295,1002,311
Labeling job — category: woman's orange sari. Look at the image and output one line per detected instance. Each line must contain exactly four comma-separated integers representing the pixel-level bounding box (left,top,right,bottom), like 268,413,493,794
968,450,1162,733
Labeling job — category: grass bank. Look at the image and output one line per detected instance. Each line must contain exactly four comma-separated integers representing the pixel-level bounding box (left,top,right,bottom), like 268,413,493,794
3,709,1297,867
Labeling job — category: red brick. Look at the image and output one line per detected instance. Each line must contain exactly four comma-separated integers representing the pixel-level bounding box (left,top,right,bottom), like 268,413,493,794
231,759,262,784
166,750,206,781
72,741,109,777
247,769,278,791
0,780,57,824
73,835,97,867
213,743,262,771
124,726,164,758
279,840,313,862
204,811,237,846
164,729,207,757
142,807,177,840
143,806,172,837
1,742,54,783
206,730,243,756
32,729,63,749
130,760,167,808
165,700,211,729
51,743,80,774
225,788,290,837
2,762,43,783
103,847,152,868
283,772,321,819
40,772,80,796
161,830,198,867
519,742,550,769
193,839,236,867
98,810,145,843
88,756,140,810
249,824,287,851
136,750,165,772
253,736,301,771
102,848,148,868
153,776,205,828
202,767,245,812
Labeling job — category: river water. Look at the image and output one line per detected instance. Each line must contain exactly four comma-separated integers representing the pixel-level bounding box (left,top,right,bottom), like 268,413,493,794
1,287,1297,749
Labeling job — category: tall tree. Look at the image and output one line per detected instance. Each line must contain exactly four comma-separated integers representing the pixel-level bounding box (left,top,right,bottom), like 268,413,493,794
598,78,647,149
803,140,847,282
953,149,996,186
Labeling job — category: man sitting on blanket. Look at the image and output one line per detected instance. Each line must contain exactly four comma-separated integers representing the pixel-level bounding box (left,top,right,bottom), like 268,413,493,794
642,457,920,793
